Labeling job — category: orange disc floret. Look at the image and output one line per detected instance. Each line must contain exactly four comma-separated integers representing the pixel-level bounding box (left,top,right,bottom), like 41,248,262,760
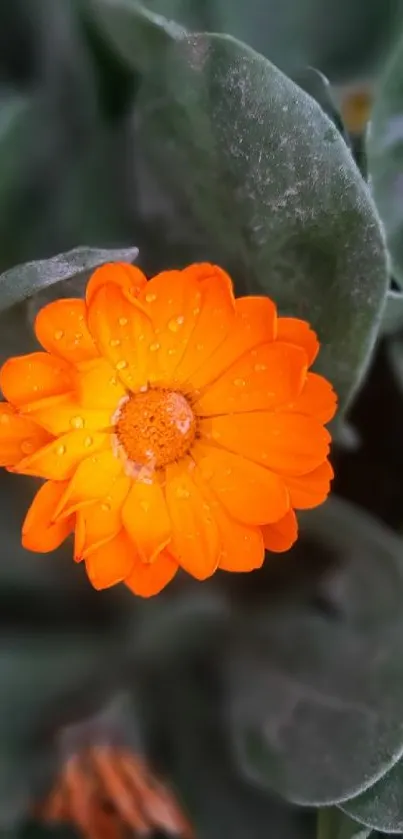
0,261,337,596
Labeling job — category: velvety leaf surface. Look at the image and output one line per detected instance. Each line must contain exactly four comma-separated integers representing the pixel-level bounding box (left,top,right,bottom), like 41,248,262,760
225,498,403,805
89,1,388,409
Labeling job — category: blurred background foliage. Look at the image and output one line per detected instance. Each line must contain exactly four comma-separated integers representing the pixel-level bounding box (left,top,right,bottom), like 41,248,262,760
3,1,403,839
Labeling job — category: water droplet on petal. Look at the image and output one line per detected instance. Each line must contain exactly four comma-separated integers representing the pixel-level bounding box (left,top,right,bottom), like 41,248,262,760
84,436,93,447
0,413,9,424
101,502,111,512
70,416,84,429
168,317,182,333
109,376,118,386
54,330,64,341
74,332,83,341
233,378,245,387
196,343,204,352
118,317,128,326
193,307,200,316
140,500,150,513
176,486,190,499
56,444,66,455
145,292,157,303
254,363,267,372
21,440,34,454
110,338,121,347
149,342,160,352
138,334,145,342
116,360,127,370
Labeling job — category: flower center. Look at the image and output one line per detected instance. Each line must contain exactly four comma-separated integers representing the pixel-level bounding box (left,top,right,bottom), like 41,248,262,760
115,388,196,469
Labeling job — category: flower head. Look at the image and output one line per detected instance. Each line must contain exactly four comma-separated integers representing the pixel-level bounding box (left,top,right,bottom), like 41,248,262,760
36,744,193,839
0,262,336,596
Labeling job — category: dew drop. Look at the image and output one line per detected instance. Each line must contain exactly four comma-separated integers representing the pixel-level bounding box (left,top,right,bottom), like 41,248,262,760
168,316,184,333
84,436,93,447
149,342,160,352
0,413,9,424
118,317,128,326
54,330,64,341
138,334,145,342
70,416,84,429
196,343,204,352
176,486,190,499
116,360,127,370
21,440,34,454
145,292,157,303
193,307,200,316
110,338,121,347
74,332,83,341
167,347,177,356
140,500,150,513
109,376,118,386
101,502,111,512
254,363,267,372
233,378,245,387
56,444,66,455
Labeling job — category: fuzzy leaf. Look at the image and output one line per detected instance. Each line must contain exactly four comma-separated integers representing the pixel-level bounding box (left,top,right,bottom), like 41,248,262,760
0,246,139,312
89,1,388,409
340,757,403,833
225,497,403,805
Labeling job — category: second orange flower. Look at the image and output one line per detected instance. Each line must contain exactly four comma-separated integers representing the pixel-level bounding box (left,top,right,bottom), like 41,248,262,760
0,262,336,596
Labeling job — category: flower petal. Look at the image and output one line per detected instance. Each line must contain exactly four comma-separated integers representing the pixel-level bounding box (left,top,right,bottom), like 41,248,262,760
0,353,73,407
138,270,203,383
192,442,289,525
122,478,171,563
21,392,113,435
74,475,131,559
262,508,298,552
215,504,265,572
35,299,98,363
125,544,178,597
85,529,136,589
276,317,319,366
285,459,334,509
14,431,110,479
22,480,73,553
165,458,220,579
195,342,307,416
0,404,52,467
191,295,277,390
173,265,236,385
74,358,126,410
200,412,331,476
86,262,147,305
290,372,337,424
87,283,155,391
54,450,124,518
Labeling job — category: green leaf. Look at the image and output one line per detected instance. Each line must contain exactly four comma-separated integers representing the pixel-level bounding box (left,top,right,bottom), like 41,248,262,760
88,3,388,409
0,245,138,313
225,497,403,806
317,808,371,839
367,31,403,287
340,756,403,833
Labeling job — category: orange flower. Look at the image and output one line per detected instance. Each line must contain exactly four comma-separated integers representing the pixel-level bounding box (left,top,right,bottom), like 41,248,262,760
0,262,336,596
36,744,193,839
